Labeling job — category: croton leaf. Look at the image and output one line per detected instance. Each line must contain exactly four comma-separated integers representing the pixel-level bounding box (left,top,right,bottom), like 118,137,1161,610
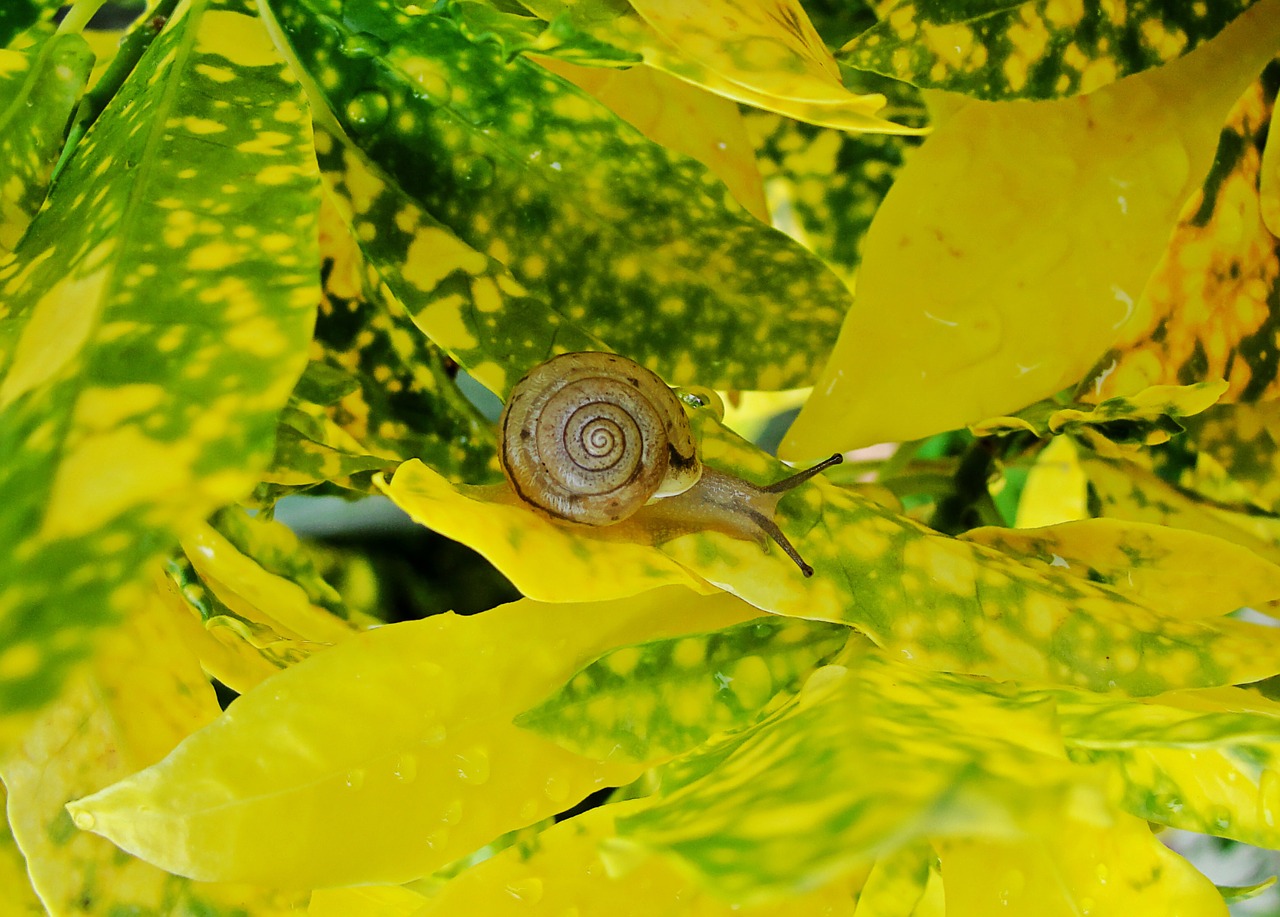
961,517,1280,621
1083,57,1280,404
1,591,306,915
0,788,48,916
854,842,941,917
781,3,1280,456
1057,686,1280,850
308,885,430,917
516,616,854,761
612,646,1106,904
0,33,94,252
0,0,60,50
266,0,852,391
935,811,1224,917
518,0,918,134
1014,435,1089,527
410,799,866,914
0,0,319,725
840,0,1259,101
970,380,1228,446
446,0,643,68
1179,400,1280,513
67,588,758,887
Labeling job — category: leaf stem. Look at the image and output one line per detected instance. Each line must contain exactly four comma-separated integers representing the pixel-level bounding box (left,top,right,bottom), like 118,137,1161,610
928,438,998,535
56,0,109,35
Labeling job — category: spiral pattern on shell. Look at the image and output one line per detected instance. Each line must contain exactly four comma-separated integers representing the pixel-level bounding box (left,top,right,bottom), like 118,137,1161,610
499,353,700,526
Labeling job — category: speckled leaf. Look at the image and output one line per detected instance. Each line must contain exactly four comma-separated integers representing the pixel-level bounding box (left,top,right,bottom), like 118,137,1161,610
1083,58,1280,404
447,0,642,68
0,0,319,721
613,647,1108,903
267,0,853,391
0,0,60,49
782,4,1280,456
970,381,1228,445
381,459,717,602
1179,400,1280,513
747,111,916,285
520,0,919,134
1,593,306,916
0,33,94,252
1058,687,1280,849
517,616,853,761
411,799,865,915
67,588,757,887
936,812,1225,917
841,0,1258,101
961,518,1280,621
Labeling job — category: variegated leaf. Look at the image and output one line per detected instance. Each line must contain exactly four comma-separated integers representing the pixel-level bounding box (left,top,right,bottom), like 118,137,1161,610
782,4,1280,455
1179,400,1280,513
842,0,1258,100
1083,58,1280,404
67,588,758,887
0,0,60,50
516,616,853,761
0,0,319,723
267,0,852,390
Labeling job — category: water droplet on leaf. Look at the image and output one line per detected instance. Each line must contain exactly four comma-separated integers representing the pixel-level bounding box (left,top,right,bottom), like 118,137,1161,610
345,768,366,790
505,878,544,904
394,753,418,783
341,32,388,59
458,156,495,190
345,91,390,134
456,746,491,785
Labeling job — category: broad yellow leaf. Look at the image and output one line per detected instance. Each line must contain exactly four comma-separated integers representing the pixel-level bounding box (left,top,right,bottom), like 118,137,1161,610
1015,435,1088,527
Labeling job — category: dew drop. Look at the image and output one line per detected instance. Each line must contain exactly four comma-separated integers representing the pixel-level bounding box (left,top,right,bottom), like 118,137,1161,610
401,57,452,104
1211,805,1232,830
345,768,366,790
676,385,725,420
345,91,390,134
1095,863,1108,885
425,826,450,849
505,878,544,904
394,753,418,783
341,31,388,60
456,746,491,785
71,810,96,831
544,774,571,804
457,156,495,190
1259,768,1280,827
442,799,463,825
423,723,448,745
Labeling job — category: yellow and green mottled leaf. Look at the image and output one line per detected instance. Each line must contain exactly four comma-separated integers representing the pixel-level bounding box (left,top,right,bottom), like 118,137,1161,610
613,647,1108,904
0,33,94,252
517,616,853,761
1057,686,1280,850
535,57,769,222
1,593,306,916
0,0,60,50
0,787,45,916
747,111,917,285
971,380,1228,446
936,811,1225,917
854,842,938,917
267,0,853,391
0,0,319,720
1179,400,1280,513
961,517,1280,621
408,799,864,915
841,0,1258,101
1015,435,1089,527
782,4,1280,456
67,588,758,887
520,0,919,134
446,0,642,68
1218,878,1278,904
1084,58,1280,405
381,459,717,602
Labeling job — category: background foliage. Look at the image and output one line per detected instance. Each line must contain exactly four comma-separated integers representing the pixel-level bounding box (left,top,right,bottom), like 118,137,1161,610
4,0,1280,914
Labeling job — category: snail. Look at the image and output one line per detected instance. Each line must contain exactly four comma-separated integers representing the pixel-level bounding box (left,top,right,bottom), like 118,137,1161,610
499,352,842,576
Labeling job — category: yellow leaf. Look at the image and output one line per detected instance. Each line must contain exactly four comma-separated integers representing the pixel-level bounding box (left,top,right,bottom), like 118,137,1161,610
936,812,1225,917
782,0,1280,456
534,57,769,222
67,588,757,887
1015,436,1089,527
309,885,430,917
962,517,1280,620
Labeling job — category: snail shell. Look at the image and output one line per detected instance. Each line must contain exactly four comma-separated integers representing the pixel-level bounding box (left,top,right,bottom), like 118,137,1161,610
499,352,702,526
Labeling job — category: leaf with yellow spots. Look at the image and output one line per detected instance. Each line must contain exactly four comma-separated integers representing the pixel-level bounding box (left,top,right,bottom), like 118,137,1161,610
516,616,854,761
782,4,1280,456
1082,58,1280,405
0,33,94,252
0,592,307,916
66,588,757,887
842,0,1258,101
1057,686,1280,851
267,0,854,390
613,646,1109,904
961,518,1280,621
408,798,866,915
0,0,61,50
936,811,1224,916
0,0,320,719
747,110,919,285
970,380,1228,446
1178,400,1280,513
447,0,643,68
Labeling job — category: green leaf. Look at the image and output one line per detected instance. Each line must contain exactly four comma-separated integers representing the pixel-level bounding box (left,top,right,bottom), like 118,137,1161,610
0,33,95,252
1217,877,1277,903
1179,400,1280,513
0,0,320,724
1083,57,1280,404
446,0,643,67
613,646,1106,904
0,0,60,50
841,0,1259,100
67,588,759,887
267,0,853,390
516,616,853,762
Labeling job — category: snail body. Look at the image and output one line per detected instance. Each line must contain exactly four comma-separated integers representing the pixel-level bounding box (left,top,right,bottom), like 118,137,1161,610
499,352,841,576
